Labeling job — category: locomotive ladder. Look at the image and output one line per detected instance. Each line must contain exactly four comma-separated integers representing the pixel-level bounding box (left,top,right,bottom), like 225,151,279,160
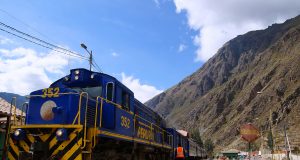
76,93,101,160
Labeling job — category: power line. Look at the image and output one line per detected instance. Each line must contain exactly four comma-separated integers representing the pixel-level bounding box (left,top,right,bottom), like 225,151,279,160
0,21,85,59
0,9,56,44
92,63,102,73
0,27,88,60
0,20,103,72
92,57,102,72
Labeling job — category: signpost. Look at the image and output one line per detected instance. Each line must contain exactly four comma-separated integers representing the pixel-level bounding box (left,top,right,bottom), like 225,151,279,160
240,123,260,158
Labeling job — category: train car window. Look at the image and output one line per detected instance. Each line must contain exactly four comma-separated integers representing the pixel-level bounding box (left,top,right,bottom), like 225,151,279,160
122,92,130,111
106,82,114,101
72,86,102,99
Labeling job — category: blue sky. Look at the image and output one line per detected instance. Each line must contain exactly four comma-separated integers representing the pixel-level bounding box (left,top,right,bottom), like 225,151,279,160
0,0,200,102
1,0,200,83
1,0,299,102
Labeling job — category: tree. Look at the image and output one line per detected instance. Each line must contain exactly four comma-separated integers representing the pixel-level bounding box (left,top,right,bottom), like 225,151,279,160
204,139,214,157
191,129,204,147
267,131,274,152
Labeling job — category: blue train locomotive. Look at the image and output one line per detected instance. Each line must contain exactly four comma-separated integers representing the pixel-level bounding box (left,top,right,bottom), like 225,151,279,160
6,68,206,160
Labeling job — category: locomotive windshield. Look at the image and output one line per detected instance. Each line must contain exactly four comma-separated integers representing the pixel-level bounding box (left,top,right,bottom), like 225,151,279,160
71,86,102,99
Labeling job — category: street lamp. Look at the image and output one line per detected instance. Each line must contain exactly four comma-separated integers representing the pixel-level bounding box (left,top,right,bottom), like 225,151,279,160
80,43,93,71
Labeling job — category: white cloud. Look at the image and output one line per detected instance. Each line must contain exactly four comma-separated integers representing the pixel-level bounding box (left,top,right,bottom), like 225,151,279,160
121,73,163,103
178,43,187,52
111,52,119,57
0,47,75,95
0,35,13,45
153,0,160,8
174,0,300,61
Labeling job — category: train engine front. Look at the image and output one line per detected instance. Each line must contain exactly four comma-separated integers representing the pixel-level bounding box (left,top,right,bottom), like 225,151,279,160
8,69,100,160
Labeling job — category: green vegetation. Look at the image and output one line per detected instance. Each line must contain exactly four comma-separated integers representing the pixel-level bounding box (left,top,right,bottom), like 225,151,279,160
267,131,274,152
250,142,260,151
191,129,203,147
204,139,214,157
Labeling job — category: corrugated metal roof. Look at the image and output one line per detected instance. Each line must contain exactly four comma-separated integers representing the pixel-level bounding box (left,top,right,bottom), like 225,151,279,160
177,129,188,137
222,149,240,154
0,97,24,116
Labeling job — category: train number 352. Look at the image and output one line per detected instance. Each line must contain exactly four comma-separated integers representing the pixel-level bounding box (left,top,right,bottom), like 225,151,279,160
121,116,130,129
42,88,60,98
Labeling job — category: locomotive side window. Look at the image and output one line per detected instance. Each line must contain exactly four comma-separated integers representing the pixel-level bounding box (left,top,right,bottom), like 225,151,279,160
72,86,102,99
122,91,130,111
106,82,114,101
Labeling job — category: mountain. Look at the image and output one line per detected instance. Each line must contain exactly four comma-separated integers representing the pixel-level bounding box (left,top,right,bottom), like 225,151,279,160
0,92,27,109
146,16,300,151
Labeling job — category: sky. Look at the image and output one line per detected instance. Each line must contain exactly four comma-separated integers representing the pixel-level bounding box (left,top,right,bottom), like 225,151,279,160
0,0,300,102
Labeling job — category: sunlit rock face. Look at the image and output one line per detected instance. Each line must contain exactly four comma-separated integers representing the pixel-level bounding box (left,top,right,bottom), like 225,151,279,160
146,15,300,150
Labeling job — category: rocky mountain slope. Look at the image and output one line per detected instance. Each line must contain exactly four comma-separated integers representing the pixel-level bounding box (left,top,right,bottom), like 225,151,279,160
146,16,300,151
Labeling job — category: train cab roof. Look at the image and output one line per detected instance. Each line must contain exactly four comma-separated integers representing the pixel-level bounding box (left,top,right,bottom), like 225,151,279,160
177,130,189,137
50,68,133,95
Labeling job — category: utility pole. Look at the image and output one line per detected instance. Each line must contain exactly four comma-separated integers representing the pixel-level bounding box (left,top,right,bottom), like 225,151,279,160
269,110,274,160
89,51,92,71
284,105,291,160
284,125,290,160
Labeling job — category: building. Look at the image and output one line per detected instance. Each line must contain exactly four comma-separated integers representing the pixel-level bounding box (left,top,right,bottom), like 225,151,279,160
0,97,24,159
221,149,240,159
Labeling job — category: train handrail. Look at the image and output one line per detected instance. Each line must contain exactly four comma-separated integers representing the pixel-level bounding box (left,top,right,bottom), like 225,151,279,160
72,92,88,125
93,96,103,148
4,97,16,149
134,114,173,144
21,102,29,125
133,114,136,138
11,97,17,126
92,96,173,148
75,92,89,149
91,95,173,146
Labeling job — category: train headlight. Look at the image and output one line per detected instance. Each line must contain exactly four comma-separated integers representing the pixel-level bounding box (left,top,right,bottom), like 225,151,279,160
56,128,68,141
91,73,96,79
75,70,80,75
64,76,70,81
14,129,20,136
13,129,25,140
74,75,79,80
56,129,63,136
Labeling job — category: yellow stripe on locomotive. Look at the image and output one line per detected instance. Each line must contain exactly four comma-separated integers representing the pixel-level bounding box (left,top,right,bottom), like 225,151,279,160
8,125,83,160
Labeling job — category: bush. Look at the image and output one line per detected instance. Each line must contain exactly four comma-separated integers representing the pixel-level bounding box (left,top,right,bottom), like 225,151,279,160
191,129,204,147
204,139,214,157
